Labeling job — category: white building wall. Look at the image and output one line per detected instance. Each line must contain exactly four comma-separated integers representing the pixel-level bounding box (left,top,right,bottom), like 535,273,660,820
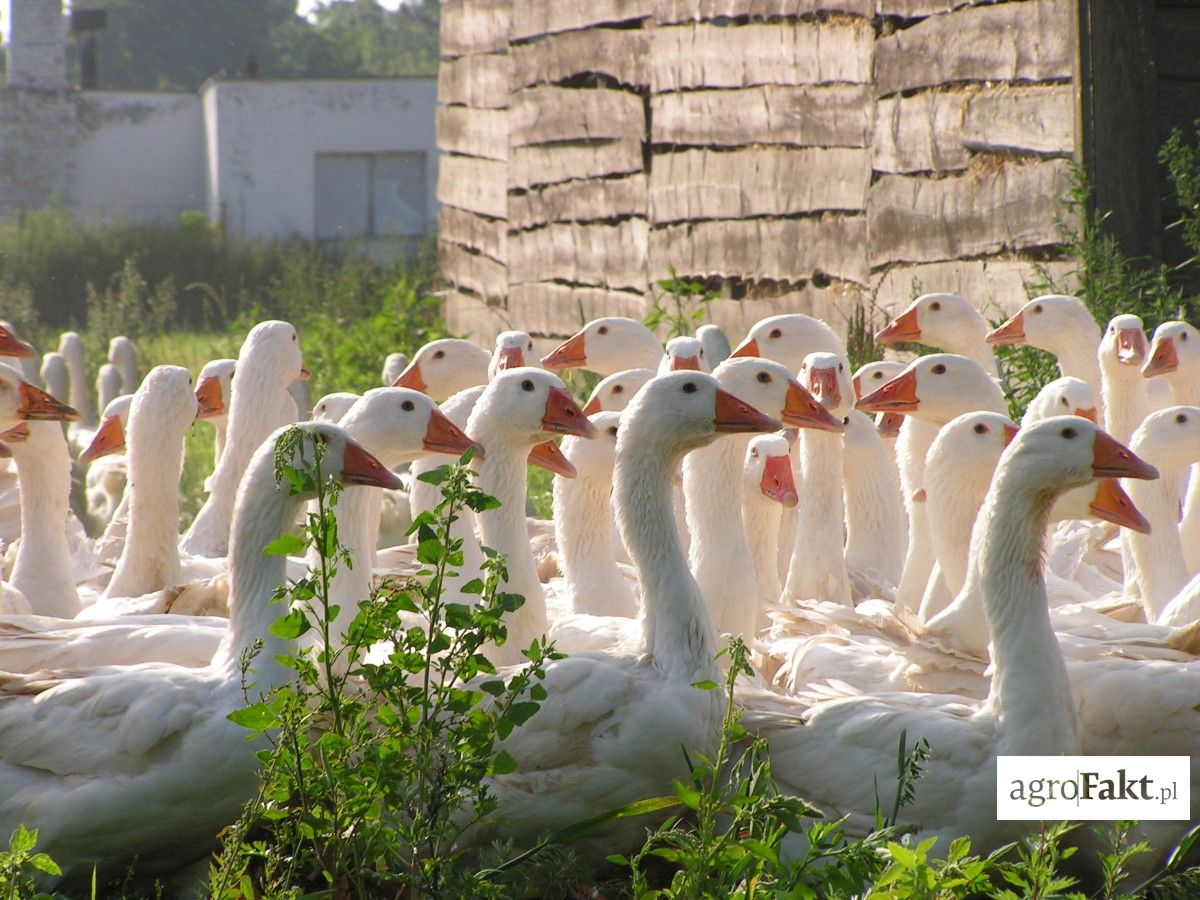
8,0,66,90
202,78,438,241
70,93,205,223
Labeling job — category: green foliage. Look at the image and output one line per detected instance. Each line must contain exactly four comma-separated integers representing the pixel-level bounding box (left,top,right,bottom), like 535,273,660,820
211,432,560,898
643,267,719,340
0,826,60,900
844,298,882,372
1160,119,1200,268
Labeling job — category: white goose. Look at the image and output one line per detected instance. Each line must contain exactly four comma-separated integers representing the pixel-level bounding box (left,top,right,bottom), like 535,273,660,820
57,331,95,431
392,338,490,399
381,352,408,387
1022,376,1096,425
747,417,1157,863
194,358,236,465
475,372,780,853
95,364,122,416
310,392,360,424
741,432,798,611
489,330,540,378
0,422,402,886
541,317,664,375
852,360,906,445
181,321,306,557
658,336,708,373
1099,314,1152,444
82,395,134,562
581,368,655,415
876,292,998,374
38,353,68,410
842,410,907,596
107,336,139,395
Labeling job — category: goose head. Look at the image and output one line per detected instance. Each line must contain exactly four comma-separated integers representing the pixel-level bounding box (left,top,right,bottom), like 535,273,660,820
96,363,123,412
195,358,235,422
659,336,707,373
489,330,541,378
799,352,855,418
877,293,986,351
0,323,35,359
39,352,69,404
1099,314,1148,372
1024,376,1097,424
856,354,1005,425
617,371,781,461
79,394,133,462
986,295,1099,354
241,320,306,387
57,331,85,371
853,360,906,438
125,365,198,448
381,352,408,387
1143,321,1200,381
469,368,596,453
729,313,845,372
557,411,621,481
926,411,1018,498
392,338,491,400
1130,406,1200,476
582,368,655,414
542,317,663,375
744,433,799,508
310,392,361,424
712,357,842,433
338,387,479,469
0,362,78,426
107,336,138,389
275,422,405,493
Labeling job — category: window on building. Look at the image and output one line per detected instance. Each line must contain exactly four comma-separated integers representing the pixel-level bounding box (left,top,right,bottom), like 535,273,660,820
314,152,427,242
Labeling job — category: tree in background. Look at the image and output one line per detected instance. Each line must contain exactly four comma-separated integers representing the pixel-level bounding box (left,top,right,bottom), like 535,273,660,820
273,0,439,79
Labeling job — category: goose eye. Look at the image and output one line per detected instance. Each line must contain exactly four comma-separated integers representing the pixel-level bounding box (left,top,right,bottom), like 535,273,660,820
433,350,445,360
974,423,987,434
930,301,941,311
756,371,770,383
292,334,297,342
874,371,883,379
527,341,533,351
612,385,623,394
932,363,947,375
401,400,414,411
682,382,697,394
1178,413,1189,424
1183,332,1190,342
751,449,759,457
768,328,782,339
1033,305,1043,314
838,364,844,372
597,325,609,336
607,425,618,436
1060,397,1069,406
1062,427,1077,439
521,379,534,392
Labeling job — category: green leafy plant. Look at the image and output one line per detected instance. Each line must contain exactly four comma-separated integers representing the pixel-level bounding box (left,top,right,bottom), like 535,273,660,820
0,826,60,900
643,267,718,340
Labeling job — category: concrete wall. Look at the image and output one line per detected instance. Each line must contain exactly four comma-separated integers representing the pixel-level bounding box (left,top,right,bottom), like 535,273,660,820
8,0,66,90
201,78,439,242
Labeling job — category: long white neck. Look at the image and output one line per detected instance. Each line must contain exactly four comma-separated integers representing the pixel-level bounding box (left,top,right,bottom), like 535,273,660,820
308,484,376,648
926,463,994,598
784,430,850,604
842,411,906,590
1126,454,1191,621
553,468,637,617
980,462,1079,757
65,356,94,426
102,411,186,601
684,435,759,638
472,437,548,666
1051,337,1103,415
9,424,79,617
944,325,999,377
213,414,228,462
95,491,130,562
617,434,716,679
409,387,482,521
742,491,783,609
893,419,939,613
1100,365,1148,445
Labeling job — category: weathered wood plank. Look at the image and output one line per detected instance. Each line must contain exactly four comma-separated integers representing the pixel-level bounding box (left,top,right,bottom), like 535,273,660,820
1156,7,1200,82
874,0,976,16
706,285,868,345
961,84,1074,155
438,54,510,109
650,215,869,285
511,0,652,41
650,21,872,91
653,0,872,25
868,159,1076,267
652,85,871,147
510,87,645,147
872,91,969,174
508,283,646,336
511,28,650,88
438,207,507,263
437,107,509,161
443,290,511,346
437,155,508,220
874,258,1079,320
439,240,508,299
509,139,644,189
649,148,869,222
509,220,649,292
875,0,1073,96
510,174,646,229
441,0,511,56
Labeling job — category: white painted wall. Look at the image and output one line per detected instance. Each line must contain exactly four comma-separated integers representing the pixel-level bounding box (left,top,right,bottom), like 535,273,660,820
70,93,206,223
201,78,438,242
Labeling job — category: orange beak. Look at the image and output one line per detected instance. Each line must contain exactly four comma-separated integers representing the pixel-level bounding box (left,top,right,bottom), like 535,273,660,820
1002,423,1020,446
79,415,125,462
495,346,525,372
393,361,428,393
195,375,225,420
0,443,11,458
782,380,843,432
714,387,781,434
1143,337,1179,379
807,366,841,410
856,368,919,414
0,422,29,443
1116,328,1146,365
297,366,311,381
582,393,603,415
1074,406,1098,423
852,374,863,399
341,438,404,490
729,337,761,358
18,382,78,421
1091,430,1158,480
423,408,481,458
541,332,588,371
1088,479,1151,534
0,327,35,359
528,440,576,478
986,311,1027,346
759,454,798,508
876,307,921,344
671,354,702,371
912,488,927,503
877,412,905,438
542,386,596,438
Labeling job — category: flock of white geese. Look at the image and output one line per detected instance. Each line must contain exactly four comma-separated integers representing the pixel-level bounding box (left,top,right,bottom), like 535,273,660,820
0,294,1197,888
